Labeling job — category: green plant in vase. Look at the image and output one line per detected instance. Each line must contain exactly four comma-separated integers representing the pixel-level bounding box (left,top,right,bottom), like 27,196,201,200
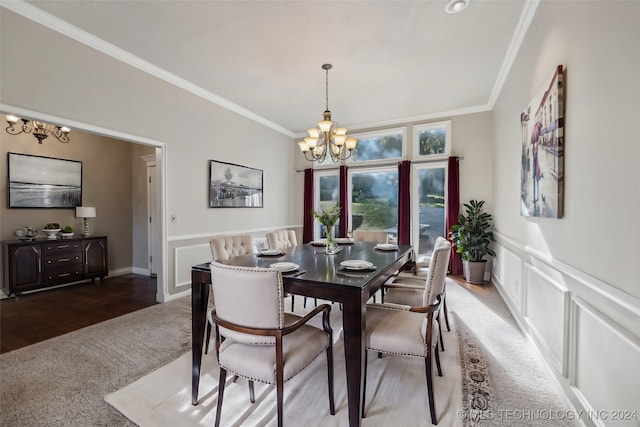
313,203,341,254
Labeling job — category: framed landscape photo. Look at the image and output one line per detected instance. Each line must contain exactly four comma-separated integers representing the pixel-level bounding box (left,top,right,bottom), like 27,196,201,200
209,160,263,208
8,152,82,208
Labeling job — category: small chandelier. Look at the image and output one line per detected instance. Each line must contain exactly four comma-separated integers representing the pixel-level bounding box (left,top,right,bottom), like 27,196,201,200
5,115,70,144
297,64,357,162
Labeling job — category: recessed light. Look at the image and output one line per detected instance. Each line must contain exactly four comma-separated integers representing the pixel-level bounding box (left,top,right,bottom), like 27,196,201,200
445,0,469,14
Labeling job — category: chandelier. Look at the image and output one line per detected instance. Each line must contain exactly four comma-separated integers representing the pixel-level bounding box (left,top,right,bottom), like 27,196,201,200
5,115,70,144
297,64,357,162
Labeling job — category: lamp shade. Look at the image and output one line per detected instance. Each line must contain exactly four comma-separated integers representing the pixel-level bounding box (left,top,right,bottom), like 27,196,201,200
76,206,96,218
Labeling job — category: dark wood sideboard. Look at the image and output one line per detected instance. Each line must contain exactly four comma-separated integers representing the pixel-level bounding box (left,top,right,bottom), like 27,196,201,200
2,236,108,296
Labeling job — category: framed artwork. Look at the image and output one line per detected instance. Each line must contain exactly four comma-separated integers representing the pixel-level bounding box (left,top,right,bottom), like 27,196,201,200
412,121,451,160
8,152,82,208
520,64,565,218
209,160,263,208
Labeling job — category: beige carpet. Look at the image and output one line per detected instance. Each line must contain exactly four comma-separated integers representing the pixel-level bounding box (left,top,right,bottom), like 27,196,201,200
106,298,464,426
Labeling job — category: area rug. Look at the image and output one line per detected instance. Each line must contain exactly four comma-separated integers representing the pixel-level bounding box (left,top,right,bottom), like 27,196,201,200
105,301,464,426
0,297,192,427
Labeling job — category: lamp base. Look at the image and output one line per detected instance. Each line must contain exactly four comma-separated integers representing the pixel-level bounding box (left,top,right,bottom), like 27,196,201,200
83,218,91,237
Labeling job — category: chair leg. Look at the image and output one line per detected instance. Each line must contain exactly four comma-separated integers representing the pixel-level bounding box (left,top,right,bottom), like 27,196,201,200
249,380,255,403
326,343,335,415
276,365,284,427
214,368,227,427
362,350,368,419
438,314,445,352
205,320,212,354
291,295,295,311
304,297,307,308
425,354,437,425
443,296,451,332
435,345,442,377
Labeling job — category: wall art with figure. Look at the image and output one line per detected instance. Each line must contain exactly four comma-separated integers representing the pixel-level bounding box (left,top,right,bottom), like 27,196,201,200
520,65,565,218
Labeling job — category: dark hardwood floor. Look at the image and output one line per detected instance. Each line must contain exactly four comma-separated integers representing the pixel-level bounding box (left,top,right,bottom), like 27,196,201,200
0,274,157,354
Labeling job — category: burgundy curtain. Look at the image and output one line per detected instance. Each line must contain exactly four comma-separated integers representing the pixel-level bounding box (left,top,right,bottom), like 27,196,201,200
397,160,411,245
339,165,348,238
302,168,314,243
447,156,463,275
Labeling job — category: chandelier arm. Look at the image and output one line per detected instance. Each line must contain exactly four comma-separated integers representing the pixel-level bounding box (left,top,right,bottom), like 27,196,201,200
5,124,24,136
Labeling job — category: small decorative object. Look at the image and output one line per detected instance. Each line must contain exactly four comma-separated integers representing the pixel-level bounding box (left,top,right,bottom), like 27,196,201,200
43,223,61,239
313,203,341,254
76,206,96,236
209,160,263,208
61,226,74,237
450,200,496,284
16,226,38,239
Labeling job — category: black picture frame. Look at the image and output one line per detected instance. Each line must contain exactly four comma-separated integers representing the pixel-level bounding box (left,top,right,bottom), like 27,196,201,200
209,160,263,208
8,152,83,208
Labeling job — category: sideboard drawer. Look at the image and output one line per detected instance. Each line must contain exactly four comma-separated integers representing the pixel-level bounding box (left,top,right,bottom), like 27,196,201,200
44,252,82,268
44,266,83,285
42,241,82,254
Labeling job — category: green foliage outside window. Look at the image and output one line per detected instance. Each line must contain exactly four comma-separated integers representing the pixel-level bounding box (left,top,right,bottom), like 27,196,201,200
419,128,446,155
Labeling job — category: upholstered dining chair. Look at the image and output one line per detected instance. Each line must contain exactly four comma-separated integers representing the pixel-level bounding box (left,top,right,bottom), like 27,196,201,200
362,240,451,425
386,236,452,335
265,229,312,310
352,229,389,244
205,235,256,354
266,229,298,250
210,262,335,427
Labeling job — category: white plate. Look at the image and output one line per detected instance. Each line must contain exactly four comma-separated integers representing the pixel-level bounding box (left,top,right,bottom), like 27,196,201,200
375,243,398,251
310,240,326,246
270,262,299,273
260,249,282,256
335,238,354,244
340,260,374,270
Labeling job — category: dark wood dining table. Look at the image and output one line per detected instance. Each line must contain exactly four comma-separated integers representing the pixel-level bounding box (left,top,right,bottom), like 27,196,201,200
190,241,412,427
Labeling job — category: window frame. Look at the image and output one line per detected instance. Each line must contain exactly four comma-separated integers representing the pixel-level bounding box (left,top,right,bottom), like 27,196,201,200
412,121,452,161
313,169,340,240
410,161,448,257
346,127,406,166
347,164,399,235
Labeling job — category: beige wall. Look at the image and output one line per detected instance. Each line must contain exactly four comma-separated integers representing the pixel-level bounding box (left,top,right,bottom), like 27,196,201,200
491,1,639,422
0,119,154,285
1,9,298,298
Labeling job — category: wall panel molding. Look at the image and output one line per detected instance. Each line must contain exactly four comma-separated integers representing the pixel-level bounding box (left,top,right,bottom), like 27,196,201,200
492,233,640,427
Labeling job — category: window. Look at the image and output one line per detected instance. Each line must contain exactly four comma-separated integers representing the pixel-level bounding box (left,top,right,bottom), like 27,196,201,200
412,121,451,160
313,170,339,240
411,162,447,259
347,128,405,164
348,166,398,236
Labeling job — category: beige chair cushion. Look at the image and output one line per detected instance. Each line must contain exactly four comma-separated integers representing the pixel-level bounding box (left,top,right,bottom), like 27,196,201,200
365,304,439,357
210,235,255,261
211,262,284,345
266,230,298,250
218,320,329,384
353,230,389,244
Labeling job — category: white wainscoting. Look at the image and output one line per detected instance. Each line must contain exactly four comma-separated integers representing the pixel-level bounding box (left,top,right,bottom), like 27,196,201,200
492,232,640,427
524,265,570,375
166,226,301,295
174,243,211,288
570,298,640,427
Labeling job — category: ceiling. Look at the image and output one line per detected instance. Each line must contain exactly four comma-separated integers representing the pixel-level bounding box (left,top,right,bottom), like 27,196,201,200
16,0,533,138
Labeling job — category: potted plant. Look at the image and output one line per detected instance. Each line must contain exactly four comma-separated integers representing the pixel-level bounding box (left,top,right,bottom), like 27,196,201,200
450,199,496,284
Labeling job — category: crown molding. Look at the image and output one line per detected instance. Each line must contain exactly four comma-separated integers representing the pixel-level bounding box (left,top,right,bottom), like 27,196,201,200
1,0,296,139
487,0,541,108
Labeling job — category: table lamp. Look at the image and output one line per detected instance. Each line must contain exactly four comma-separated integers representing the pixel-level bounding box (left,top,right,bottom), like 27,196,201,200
75,206,96,236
